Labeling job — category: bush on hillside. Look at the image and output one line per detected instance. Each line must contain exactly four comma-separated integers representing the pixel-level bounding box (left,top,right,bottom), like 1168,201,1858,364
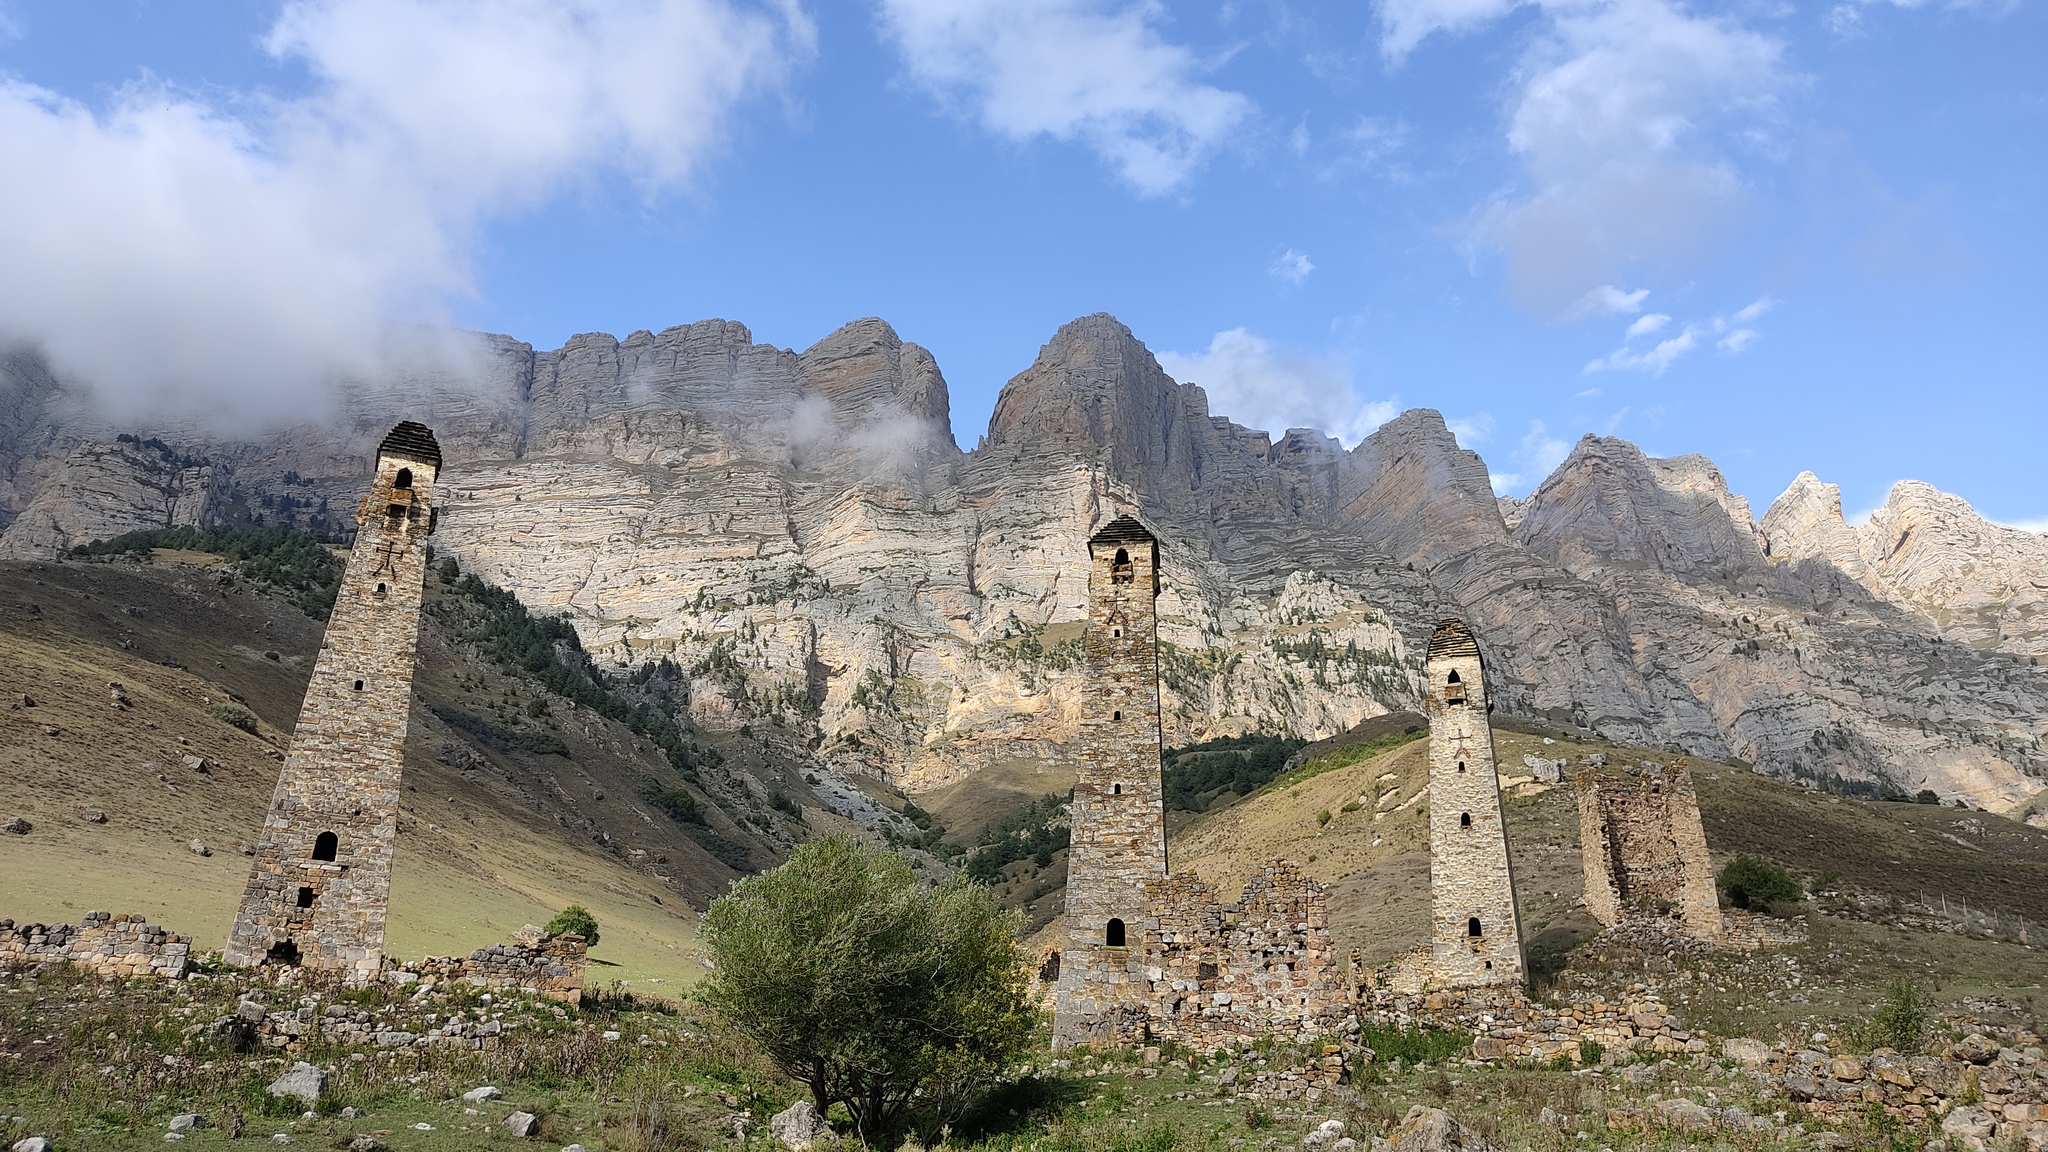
1718,854,1803,913
699,836,1035,1143
1856,980,1929,1054
544,904,600,947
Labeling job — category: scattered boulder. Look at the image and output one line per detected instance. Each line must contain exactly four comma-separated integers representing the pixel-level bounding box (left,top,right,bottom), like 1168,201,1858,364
770,1100,827,1150
77,807,107,824
168,1114,207,1132
181,755,209,774
237,841,257,856
1951,1033,2000,1065
109,681,131,708
461,1086,503,1103
1303,1120,1347,1149
41,725,59,736
348,1137,386,1151
1386,1106,1490,1151
1941,1105,1994,1150
1651,1098,1714,1133
237,1000,268,1023
189,839,212,857
1721,1038,1770,1068
503,1111,539,1138
2,817,30,835
17,693,35,707
266,1061,328,1107
13,1138,52,1152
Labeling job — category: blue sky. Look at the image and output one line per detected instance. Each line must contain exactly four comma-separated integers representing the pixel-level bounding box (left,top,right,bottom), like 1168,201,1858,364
0,0,2041,527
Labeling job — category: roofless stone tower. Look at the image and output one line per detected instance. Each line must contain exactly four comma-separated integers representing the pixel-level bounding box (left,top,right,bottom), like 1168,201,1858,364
224,422,442,981
1053,515,1167,1046
1424,618,1525,988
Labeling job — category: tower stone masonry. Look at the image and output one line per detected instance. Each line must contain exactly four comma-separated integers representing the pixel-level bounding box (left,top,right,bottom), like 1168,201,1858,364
1424,618,1525,988
1577,759,1724,943
223,422,442,982
1053,515,1168,1046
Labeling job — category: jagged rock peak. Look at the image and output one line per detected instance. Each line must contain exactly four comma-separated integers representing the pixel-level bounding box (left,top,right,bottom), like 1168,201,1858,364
1335,408,1508,569
799,318,955,435
1515,434,1768,581
1761,471,1868,578
983,313,1179,450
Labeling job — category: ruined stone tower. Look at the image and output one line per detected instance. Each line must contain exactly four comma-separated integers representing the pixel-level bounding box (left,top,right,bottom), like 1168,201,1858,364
1053,515,1168,1045
1577,760,1723,943
223,423,442,981
1424,618,1524,988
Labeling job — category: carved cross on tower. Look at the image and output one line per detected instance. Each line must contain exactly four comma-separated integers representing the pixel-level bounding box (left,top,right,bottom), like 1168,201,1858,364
371,540,407,578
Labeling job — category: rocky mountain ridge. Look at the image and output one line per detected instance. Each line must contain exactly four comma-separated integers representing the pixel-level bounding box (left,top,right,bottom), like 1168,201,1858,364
1,314,2043,816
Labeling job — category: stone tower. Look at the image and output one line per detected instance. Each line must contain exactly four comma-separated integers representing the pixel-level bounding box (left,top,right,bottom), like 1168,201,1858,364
1053,515,1168,1046
1577,760,1724,943
224,422,443,981
1424,618,1525,988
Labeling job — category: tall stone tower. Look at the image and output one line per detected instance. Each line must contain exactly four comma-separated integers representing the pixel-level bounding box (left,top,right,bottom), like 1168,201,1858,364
224,422,443,981
1577,760,1724,943
1423,618,1525,988
1053,515,1168,1046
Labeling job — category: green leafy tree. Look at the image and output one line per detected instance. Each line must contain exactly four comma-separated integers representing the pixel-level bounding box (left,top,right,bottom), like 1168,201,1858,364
1717,854,1803,913
544,904,600,947
698,836,1035,1143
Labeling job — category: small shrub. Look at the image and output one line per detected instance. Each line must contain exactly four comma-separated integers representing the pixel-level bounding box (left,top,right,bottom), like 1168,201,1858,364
1858,981,1928,1054
1340,800,1362,813
1916,789,1939,804
1316,809,1333,826
1579,1038,1604,1066
1718,854,1802,913
1360,1022,1472,1064
544,904,600,947
207,703,260,736
1241,1104,1272,1129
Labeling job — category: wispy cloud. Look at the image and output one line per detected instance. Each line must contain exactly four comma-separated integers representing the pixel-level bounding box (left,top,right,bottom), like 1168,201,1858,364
0,0,811,425
875,0,1252,196
1270,248,1315,284
1445,0,1789,318
1565,284,1651,319
1159,328,1397,446
1446,414,1495,445
1584,295,1776,374
1995,517,2048,535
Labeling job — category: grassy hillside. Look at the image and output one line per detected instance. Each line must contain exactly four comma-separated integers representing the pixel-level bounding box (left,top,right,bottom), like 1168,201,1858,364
0,551,879,988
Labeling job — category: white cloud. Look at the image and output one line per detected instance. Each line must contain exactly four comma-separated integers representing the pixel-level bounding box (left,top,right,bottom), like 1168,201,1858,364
1625,312,1671,338
1733,296,1776,322
1585,295,1776,373
1379,0,1521,60
1446,414,1495,445
876,0,1252,196
1487,421,1575,494
1456,0,1788,318
1575,386,1602,398
0,0,810,426
1270,248,1315,284
1565,284,1651,318
1158,328,1396,446
1585,327,1699,375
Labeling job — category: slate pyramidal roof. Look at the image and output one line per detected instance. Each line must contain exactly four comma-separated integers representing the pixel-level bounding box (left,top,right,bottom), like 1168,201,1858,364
1426,617,1482,662
376,421,443,470
1087,514,1158,563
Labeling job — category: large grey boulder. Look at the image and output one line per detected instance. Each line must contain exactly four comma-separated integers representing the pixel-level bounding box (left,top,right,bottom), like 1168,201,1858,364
12,1138,52,1152
770,1100,826,1149
266,1062,328,1107
1386,1106,1491,1151
503,1111,539,1138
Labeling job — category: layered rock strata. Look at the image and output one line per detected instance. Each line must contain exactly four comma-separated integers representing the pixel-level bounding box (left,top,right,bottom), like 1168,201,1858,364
0,314,2043,814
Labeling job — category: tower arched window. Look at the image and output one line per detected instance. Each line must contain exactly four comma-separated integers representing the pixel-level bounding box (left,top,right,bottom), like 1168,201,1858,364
313,831,338,862
394,468,413,490
1111,547,1134,584
1467,917,1483,938
1445,668,1467,705
1106,918,1126,947
1460,812,1471,828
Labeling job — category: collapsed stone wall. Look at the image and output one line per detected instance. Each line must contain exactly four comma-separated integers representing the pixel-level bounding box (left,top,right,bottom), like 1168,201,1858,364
0,912,193,979
1576,760,1722,943
1358,978,1700,1065
386,926,587,1002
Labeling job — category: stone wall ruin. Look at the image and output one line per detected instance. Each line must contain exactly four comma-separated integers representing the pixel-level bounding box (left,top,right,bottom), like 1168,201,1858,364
1576,759,1724,943
0,912,193,979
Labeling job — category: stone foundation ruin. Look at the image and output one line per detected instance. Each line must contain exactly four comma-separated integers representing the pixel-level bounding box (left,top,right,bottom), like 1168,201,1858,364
0,912,194,980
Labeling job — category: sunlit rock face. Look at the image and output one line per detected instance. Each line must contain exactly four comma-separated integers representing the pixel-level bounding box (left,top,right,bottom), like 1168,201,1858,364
2,314,2043,815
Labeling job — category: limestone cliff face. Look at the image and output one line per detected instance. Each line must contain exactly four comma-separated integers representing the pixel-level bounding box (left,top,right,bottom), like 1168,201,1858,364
1765,474,2048,657
0,438,221,559
1,314,2043,816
